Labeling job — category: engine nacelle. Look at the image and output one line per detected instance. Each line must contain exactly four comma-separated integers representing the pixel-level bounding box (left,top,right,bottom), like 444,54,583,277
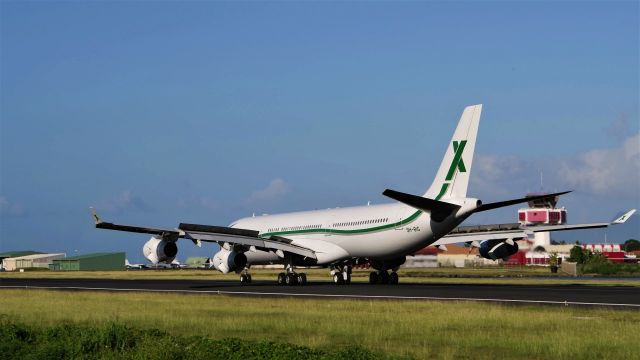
479,239,518,261
143,237,178,264
212,248,247,274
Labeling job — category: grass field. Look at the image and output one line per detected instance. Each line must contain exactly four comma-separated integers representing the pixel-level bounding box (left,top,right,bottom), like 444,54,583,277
1,289,638,359
2,267,639,286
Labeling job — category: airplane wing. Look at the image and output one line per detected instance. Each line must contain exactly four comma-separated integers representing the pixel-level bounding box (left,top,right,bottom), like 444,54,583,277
91,208,317,260
179,223,316,259
433,209,636,246
434,223,527,246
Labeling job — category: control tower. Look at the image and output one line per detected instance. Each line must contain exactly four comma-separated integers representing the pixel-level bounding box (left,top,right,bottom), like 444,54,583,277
518,193,567,249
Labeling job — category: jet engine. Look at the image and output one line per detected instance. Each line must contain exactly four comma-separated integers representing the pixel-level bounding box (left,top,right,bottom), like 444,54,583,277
143,237,178,264
212,248,247,274
478,239,518,261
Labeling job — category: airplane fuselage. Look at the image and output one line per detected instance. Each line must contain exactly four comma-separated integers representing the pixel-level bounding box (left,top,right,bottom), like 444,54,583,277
231,201,472,265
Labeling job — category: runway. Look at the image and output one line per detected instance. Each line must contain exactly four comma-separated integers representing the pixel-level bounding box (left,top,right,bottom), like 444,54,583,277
2,278,639,308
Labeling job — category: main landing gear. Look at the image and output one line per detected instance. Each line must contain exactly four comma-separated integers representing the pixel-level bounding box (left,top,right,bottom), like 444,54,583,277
276,263,308,286
330,265,352,285
369,270,399,285
276,271,307,286
239,269,252,284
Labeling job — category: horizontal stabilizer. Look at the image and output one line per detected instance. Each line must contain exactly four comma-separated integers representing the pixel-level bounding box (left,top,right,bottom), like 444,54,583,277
383,189,460,221
476,191,571,212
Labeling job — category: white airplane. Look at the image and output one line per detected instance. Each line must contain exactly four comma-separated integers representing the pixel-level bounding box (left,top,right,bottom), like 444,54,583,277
125,259,147,270
92,105,636,285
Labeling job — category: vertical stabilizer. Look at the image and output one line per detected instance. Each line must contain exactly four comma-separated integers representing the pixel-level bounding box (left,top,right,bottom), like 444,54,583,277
424,104,482,200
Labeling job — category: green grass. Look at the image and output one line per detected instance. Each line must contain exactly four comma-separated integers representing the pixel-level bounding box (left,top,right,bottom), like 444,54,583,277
2,267,639,286
1,289,639,359
1,321,384,360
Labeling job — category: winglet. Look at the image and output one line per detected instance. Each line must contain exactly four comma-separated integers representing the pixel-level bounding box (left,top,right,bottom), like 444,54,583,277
90,207,102,224
612,209,636,224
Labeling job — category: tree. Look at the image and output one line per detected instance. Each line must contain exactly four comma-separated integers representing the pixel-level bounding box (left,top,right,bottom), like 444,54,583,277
622,239,640,252
568,246,589,264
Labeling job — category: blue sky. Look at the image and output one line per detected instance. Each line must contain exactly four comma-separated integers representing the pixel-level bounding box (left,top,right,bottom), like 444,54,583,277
1,1,638,262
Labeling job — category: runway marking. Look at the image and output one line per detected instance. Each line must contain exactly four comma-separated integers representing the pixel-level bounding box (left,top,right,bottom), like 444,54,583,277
2,285,639,308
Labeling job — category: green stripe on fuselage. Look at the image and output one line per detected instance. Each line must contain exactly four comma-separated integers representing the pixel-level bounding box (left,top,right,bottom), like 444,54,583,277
259,209,423,238
258,142,462,238
259,183,450,238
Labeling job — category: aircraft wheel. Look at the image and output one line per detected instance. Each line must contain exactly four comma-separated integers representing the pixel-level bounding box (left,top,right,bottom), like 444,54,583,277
369,271,378,284
344,272,351,284
285,273,297,286
333,273,344,284
389,272,399,285
277,272,286,285
247,274,252,283
297,273,307,286
240,274,249,284
378,271,389,284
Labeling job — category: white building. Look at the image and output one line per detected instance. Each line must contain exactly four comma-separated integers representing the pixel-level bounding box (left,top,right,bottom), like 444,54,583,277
2,253,66,271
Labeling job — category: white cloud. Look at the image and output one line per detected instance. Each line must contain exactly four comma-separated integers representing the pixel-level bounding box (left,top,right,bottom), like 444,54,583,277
559,133,640,196
246,178,290,204
97,191,153,213
0,196,27,217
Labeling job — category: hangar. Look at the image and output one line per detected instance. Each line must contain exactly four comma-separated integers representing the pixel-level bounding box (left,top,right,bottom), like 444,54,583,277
2,253,66,271
50,252,125,271
0,250,41,262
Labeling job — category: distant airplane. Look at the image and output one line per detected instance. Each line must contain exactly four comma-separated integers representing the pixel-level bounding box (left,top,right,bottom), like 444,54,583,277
125,259,146,270
148,259,184,269
92,105,636,285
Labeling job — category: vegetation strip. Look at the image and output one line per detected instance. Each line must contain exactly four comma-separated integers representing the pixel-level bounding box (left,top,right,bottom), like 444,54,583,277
2,289,639,359
1,321,386,360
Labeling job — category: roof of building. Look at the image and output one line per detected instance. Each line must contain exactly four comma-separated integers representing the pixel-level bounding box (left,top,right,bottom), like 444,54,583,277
438,244,479,255
415,244,480,255
0,251,42,258
54,252,125,261
5,253,65,261
413,246,439,255
545,245,575,253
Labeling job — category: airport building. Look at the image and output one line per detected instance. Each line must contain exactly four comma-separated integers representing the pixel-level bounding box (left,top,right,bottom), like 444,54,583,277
0,250,42,260
50,252,125,271
410,193,636,267
2,253,66,271
186,257,209,268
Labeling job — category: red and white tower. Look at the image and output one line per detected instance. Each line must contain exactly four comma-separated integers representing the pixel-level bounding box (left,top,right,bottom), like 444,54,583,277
518,193,567,248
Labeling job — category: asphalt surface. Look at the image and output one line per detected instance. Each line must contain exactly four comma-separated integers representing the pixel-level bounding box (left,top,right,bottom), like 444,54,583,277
2,277,639,308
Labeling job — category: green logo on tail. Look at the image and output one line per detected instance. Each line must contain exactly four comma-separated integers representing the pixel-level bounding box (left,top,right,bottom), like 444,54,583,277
434,140,468,200
445,140,467,181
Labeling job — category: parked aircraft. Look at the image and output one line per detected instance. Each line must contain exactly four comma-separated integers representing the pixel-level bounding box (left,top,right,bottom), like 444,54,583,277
92,105,635,285
125,259,146,270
